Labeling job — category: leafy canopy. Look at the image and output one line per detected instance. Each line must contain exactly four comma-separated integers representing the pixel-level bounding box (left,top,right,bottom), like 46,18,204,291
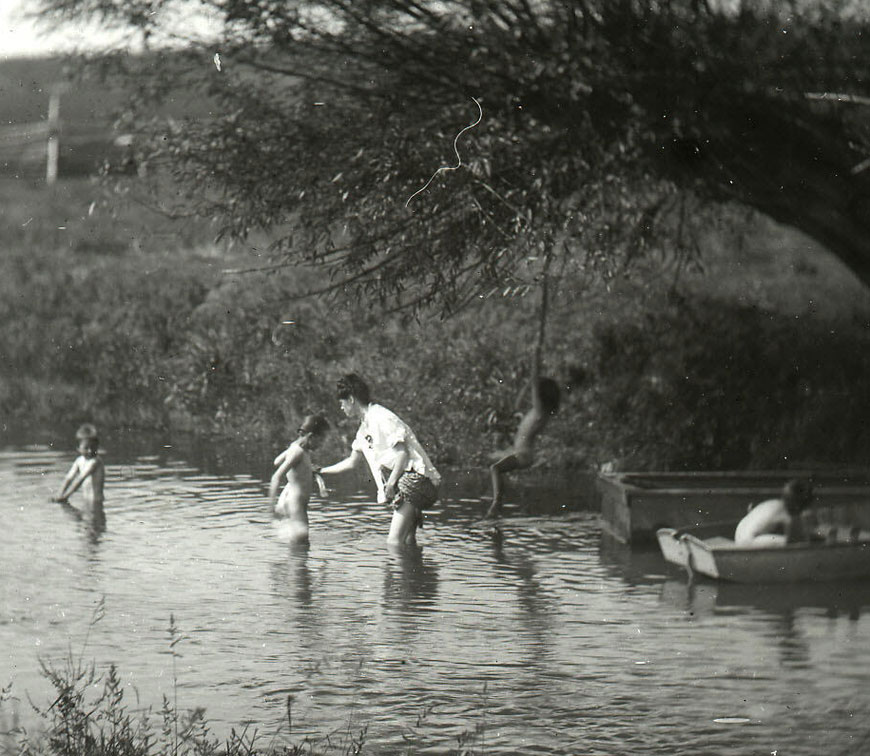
38,0,870,310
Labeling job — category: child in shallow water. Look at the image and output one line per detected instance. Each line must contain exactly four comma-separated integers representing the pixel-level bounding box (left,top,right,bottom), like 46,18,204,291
485,364,560,519
52,424,105,515
269,414,330,543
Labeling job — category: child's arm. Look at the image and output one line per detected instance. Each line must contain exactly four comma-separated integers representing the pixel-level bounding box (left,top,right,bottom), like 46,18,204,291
313,472,329,498
516,333,545,417
268,446,302,506
55,459,97,502
53,462,80,502
512,353,542,414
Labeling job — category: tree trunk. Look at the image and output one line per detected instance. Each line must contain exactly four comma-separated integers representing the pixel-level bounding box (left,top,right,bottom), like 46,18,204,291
696,100,870,286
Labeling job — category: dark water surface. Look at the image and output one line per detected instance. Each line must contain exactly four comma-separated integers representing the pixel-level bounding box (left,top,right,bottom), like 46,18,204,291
2,431,869,754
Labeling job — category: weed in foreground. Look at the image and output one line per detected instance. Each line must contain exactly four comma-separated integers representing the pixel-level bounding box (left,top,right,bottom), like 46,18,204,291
10,604,377,756
8,598,493,755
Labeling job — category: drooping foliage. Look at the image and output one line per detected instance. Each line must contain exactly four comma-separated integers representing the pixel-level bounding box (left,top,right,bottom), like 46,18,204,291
37,0,870,310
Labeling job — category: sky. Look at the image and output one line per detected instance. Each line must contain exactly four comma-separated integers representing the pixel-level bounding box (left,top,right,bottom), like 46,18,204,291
0,0,221,60
1,1,110,59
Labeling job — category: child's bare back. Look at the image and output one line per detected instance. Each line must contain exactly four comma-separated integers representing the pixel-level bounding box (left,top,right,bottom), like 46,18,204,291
275,442,314,529
511,406,550,465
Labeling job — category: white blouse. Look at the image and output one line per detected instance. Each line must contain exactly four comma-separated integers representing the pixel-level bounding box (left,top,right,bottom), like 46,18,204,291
352,404,440,503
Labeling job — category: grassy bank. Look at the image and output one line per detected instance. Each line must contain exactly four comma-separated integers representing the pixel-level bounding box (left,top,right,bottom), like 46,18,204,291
2,177,870,471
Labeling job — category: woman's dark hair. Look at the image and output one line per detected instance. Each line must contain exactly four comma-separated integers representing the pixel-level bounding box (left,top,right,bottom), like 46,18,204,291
336,373,371,404
538,377,561,414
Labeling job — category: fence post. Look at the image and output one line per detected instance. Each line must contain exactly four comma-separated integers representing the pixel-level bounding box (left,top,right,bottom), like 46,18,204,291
46,84,68,185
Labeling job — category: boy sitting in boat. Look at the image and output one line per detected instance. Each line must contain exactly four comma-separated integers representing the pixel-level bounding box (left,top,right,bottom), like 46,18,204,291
269,414,330,543
734,478,814,547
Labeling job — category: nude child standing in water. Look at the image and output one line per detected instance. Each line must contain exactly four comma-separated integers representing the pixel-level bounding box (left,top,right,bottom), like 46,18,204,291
269,414,330,543
52,423,105,516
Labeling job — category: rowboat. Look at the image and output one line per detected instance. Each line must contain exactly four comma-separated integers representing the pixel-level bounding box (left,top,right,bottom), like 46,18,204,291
597,470,870,543
657,522,870,583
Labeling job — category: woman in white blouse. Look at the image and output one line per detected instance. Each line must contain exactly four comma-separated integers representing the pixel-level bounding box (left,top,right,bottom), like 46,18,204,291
319,373,441,545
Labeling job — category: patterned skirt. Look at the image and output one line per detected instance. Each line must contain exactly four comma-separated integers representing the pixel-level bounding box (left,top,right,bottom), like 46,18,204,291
382,468,439,511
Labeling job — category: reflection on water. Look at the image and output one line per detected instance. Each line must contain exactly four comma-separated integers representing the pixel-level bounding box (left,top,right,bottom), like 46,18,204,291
2,434,870,755
58,499,106,546
598,532,670,586
382,544,440,615
270,542,314,609
660,576,870,622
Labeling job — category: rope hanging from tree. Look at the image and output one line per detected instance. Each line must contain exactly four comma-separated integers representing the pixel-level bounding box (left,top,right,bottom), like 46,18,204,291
533,248,554,375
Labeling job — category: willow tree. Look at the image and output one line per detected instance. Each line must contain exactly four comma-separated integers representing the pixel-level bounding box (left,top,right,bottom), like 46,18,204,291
38,0,870,310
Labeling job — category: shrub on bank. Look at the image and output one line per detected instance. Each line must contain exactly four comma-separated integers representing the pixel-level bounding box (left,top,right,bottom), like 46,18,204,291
2,179,869,472
583,297,870,470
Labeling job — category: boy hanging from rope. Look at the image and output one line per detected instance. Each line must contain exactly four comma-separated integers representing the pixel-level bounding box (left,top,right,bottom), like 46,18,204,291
485,252,561,519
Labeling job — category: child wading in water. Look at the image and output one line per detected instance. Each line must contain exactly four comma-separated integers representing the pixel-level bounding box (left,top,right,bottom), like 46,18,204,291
269,414,330,543
52,424,105,515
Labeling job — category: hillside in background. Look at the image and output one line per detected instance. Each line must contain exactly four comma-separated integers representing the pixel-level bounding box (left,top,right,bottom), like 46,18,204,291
0,56,213,179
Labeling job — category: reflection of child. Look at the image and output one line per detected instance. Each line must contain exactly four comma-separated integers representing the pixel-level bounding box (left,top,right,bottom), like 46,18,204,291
486,362,560,519
52,424,105,512
269,415,330,543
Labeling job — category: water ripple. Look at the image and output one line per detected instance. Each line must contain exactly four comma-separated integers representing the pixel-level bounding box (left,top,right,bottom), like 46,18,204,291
2,442,870,755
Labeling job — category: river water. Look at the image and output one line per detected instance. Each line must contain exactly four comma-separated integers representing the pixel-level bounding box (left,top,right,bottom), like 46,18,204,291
1,429,869,755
